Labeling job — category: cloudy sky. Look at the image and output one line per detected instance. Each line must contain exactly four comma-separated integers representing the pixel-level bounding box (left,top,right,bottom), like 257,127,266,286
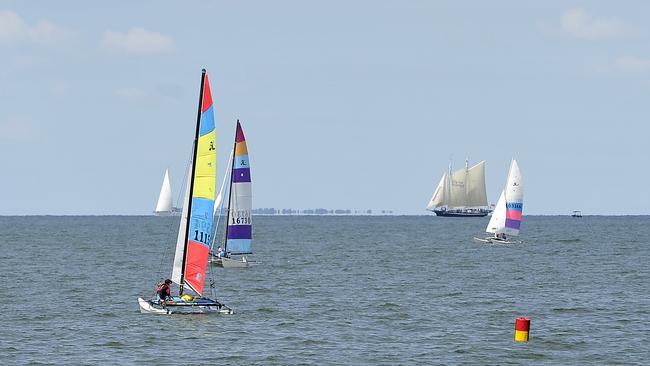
1,1,649,215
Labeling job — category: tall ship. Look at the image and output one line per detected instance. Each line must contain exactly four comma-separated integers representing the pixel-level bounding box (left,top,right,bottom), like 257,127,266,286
426,159,491,217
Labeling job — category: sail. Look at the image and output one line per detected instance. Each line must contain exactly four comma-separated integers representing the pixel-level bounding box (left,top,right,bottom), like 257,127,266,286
182,72,217,296
214,149,234,214
225,121,253,255
448,168,468,207
504,159,523,236
154,169,173,213
171,166,192,285
486,190,506,234
427,173,447,209
466,161,488,207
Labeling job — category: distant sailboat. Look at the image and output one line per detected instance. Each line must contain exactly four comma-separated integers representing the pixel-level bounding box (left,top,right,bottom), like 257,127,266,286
210,120,253,268
138,69,233,314
427,159,491,217
153,169,181,216
475,159,523,244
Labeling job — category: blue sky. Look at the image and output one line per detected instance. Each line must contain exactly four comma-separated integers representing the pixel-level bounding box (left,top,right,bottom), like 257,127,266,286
1,1,649,215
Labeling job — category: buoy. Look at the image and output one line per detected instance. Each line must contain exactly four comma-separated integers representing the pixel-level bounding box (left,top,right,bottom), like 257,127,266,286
514,317,530,342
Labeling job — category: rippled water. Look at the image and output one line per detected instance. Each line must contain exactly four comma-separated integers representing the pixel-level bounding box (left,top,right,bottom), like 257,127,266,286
1,215,648,364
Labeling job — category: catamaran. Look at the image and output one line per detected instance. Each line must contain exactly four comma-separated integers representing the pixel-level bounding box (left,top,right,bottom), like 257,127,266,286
474,159,523,244
427,159,491,217
138,69,233,314
209,120,253,268
153,169,181,216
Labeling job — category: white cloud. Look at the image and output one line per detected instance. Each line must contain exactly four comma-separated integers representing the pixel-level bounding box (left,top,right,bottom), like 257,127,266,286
103,28,174,55
614,56,650,74
590,56,650,75
561,8,627,40
0,10,69,45
0,117,41,142
115,85,182,105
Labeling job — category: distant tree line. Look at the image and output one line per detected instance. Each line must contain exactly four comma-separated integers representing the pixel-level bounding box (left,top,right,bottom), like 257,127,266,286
251,208,393,215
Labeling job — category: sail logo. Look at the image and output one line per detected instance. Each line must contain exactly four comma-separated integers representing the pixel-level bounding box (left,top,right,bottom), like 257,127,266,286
506,202,523,210
209,141,215,151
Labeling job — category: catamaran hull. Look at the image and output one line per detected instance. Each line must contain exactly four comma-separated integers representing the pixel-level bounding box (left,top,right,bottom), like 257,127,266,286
434,210,488,217
209,256,250,268
137,297,234,315
473,237,521,245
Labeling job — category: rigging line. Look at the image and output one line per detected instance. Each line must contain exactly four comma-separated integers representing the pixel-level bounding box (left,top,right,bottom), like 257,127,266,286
155,143,194,290
210,149,234,251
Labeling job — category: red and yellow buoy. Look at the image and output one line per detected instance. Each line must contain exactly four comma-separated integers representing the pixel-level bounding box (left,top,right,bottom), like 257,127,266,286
514,317,530,342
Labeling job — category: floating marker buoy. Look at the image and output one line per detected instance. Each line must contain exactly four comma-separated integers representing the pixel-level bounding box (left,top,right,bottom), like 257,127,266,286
514,317,530,342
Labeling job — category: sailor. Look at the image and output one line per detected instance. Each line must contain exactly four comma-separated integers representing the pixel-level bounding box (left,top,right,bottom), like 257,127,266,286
217,247,225,258
156,279,172,302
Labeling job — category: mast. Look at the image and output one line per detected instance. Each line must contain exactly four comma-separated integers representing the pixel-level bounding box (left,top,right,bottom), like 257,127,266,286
446,160,452,209
179,69,206,296
222,120,239,253
465,157,469,207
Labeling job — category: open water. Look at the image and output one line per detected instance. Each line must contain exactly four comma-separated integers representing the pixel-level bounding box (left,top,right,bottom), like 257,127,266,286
1,215,649,365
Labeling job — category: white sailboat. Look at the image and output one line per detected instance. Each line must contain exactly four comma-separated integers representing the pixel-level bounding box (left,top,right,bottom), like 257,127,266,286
474,159,524,244
153,169,181,216
209,120,253,268
139,69,233,315
427,159,491,217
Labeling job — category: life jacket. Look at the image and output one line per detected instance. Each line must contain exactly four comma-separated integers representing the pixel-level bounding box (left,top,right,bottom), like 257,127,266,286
156,282,170,298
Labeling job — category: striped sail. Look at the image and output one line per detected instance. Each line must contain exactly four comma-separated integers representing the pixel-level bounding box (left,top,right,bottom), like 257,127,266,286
182,72,217,296
225,121,253,255
504,159,523,236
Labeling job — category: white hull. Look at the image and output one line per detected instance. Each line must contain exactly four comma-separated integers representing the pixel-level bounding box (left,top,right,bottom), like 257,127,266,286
138,297,234,315
473,237,521,245
209,256,250,268
153,209,182,217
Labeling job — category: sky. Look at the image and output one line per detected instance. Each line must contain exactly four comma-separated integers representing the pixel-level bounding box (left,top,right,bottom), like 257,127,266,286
1,1,649,215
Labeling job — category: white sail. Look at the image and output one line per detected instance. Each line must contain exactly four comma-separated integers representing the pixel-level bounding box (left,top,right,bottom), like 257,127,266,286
504,159,524,236
427,173,447,209
154,169,173,213
427,160,489,210
466,161,488,207
214,149,234,215
171,165,192,285
486,190,506,234
448,168,468,207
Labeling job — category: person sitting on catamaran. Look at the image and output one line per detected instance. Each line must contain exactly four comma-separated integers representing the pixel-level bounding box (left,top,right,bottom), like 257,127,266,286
217,247,225,258
156,279,172,302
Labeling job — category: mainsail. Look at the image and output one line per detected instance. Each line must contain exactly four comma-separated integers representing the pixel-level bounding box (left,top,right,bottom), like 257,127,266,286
224,121,253,255
154,169,173,213
171,70,217,296
504,159,523,236
428,160,488,210
485,159,524,236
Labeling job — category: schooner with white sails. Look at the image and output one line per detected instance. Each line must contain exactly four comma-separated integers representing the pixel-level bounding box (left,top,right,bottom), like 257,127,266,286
426,159,491,217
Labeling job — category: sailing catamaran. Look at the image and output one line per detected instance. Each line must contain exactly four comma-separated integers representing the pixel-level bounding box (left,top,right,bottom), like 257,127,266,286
209,121,253,268
474,159,523,244
138,69,233,314
153,169,181,216
427,159,491,217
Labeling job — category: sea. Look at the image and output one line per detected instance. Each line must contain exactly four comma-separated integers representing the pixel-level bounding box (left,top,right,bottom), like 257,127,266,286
1,215,648,365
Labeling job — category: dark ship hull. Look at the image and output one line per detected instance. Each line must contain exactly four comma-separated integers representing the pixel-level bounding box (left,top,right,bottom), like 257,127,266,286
433,209,489,217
